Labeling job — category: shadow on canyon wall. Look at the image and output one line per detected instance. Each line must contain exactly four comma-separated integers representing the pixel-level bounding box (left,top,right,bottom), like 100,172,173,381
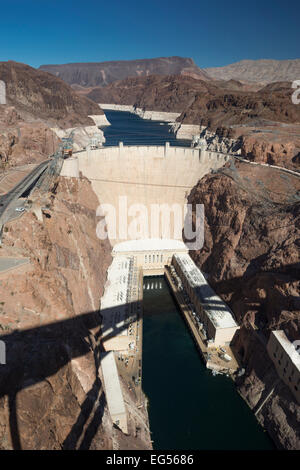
212,262,300,296
0,302,139,450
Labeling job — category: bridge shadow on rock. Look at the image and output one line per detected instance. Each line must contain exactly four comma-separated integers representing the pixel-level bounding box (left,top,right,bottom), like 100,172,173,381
0,302,138,450
211,262,300,296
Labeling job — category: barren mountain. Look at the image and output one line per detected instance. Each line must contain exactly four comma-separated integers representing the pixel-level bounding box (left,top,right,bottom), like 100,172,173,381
204,59,300,83
0,61,104,169
39,57,209,87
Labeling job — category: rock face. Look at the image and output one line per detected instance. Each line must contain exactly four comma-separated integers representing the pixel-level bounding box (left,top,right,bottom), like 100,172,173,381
83,75,221,112
186,160,300,449
0,61,103,127
84,75,300,127
0,176,151,450
204,59,300,83
0,106,60,170
39,57,208,87
240,133,300,169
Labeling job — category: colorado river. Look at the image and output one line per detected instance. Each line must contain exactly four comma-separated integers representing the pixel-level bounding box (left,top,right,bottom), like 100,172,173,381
142,276,274,450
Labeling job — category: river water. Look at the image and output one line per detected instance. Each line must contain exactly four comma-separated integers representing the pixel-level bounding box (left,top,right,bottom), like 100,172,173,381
101,109,274,450
102,110,191,147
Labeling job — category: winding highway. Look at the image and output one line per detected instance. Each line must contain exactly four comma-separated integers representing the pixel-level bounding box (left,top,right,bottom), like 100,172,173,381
0,159,51,226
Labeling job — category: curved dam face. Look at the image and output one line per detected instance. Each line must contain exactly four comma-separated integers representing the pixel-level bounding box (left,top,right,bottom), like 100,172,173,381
61,145,230,245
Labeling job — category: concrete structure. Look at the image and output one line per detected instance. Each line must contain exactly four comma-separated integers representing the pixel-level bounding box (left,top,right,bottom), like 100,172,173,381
100,255,136,350
61,144,230,246
172,253,239,346
267,330,300,404
100,104,180,122
165,266,239,374
101,351,128,433
0,80,6,105
112,238,188,275
51,124,106,152
60,157,79,178
99,254,143,431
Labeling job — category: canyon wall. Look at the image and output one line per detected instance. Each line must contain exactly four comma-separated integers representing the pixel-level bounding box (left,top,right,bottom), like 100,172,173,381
0,175,151,449
0,62,106,170
100,104,180,123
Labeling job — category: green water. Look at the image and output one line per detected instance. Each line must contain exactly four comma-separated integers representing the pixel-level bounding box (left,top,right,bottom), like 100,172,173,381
142,276,275,450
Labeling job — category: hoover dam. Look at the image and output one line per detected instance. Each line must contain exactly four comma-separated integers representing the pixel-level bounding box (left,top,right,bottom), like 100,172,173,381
61,143,229,245
58,110,274,449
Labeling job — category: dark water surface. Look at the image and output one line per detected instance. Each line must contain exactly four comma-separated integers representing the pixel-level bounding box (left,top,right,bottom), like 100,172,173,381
102,110,191,147
142,277,274,450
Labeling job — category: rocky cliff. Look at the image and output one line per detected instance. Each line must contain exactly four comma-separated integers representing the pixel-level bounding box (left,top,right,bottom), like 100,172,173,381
0,105,60,170
204,59,300,84
39,57,208,87
187,160,300,449
0,175,151,450
87,74,300,169
0,61,103,127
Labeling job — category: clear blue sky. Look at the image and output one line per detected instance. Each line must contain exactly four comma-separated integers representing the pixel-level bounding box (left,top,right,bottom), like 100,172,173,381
0,0,299,69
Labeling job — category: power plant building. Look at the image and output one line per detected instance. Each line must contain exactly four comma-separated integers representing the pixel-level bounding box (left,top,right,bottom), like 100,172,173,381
267,330,300,404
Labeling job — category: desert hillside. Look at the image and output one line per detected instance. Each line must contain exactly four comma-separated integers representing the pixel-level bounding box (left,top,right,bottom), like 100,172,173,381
204,59,300,83
39,56,209,87
0,61,104,169
187,160,300,449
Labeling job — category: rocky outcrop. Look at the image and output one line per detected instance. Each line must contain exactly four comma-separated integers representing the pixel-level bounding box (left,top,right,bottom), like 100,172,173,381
186,160,300,449
39,57,208,87
0,108,60,170
0,175,151,449
239,134,300,170
0,61,103,127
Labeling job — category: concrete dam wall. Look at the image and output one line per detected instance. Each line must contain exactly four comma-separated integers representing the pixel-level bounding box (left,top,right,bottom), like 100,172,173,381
61,144,230,245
